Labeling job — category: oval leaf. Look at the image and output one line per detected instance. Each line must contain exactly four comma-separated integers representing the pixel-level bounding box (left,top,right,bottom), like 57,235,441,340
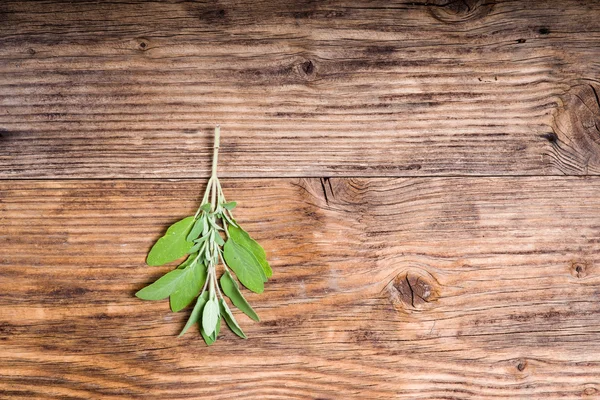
222,201,237,210
220,271,260,321
170,259,207,312
147,216,196,266
135,269,185,300
219,299,247,339
201,316,221,346
186,216,204,242
223,238,264,293
179,291,209,337
228,225,272,279
202,297,220,337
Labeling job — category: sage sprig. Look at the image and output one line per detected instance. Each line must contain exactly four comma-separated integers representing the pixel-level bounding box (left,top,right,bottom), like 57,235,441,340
136,126,270,345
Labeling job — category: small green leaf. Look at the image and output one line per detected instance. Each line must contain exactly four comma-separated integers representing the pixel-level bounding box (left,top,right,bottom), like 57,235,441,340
222,212,238,227
208,216,223,231
219,299,246,339
177,253,198,269
214,233,225,246
188,241,205,255
200,203,211,212
202,297,220,337
170,259,207,312
194,236,208,244
220,271,260,321
223,238,264,293
186,216,205,242
228,225,272,279
202,217,209,236
147,216,195,266
135,269,185,300
201,315,221,346
179,291,208,337
222,201,237,210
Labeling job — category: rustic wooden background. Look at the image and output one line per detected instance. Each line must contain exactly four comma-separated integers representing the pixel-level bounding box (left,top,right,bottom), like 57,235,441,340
1,0,600,399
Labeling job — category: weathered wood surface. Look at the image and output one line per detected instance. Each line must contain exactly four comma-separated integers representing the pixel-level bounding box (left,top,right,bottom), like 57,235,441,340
1,178,600,399
1,0,600,178
2,0,600,399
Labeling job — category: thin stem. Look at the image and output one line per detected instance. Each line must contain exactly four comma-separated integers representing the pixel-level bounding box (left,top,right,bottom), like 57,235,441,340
222,217,229,237
218,252,230,273
199,265,211,295
195,176,214,218
210,126,220,211
211,125,220,178
211,177,218,212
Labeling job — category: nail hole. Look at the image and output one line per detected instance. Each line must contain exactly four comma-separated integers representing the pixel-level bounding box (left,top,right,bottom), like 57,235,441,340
516,38,526,43
539,27,550,35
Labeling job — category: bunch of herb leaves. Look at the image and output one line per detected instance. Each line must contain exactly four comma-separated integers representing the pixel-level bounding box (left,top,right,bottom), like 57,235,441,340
136,126,271,345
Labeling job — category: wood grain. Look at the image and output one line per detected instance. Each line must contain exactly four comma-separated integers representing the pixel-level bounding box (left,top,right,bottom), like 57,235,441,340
1,0,600,178
1,178,599,399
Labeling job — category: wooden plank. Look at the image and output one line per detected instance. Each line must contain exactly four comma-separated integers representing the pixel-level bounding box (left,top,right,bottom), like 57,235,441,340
1,0,600,178
1,177,599,398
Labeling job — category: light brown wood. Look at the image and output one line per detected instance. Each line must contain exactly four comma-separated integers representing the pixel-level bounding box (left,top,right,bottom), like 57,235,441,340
0,0,600,178
1,178,599,399
2,0,600,398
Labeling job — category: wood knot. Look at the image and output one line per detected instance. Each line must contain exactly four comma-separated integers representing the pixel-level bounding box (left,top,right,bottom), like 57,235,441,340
583,386,599,397
136,38,150,51
550,83,600,174
538,27,550,35
300,60,314,74
428,0,494,24
516,359,527,372
297,59,317,81
570,260,591,279
27,48,36,55
387,269,439,312
540,132,558,143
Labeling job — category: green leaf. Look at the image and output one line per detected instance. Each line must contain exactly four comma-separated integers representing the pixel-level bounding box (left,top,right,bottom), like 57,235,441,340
169,259,207,312
220,271,260,321
208,216,223,231
223,238,264,293
194,236,208,244
228,225,272,279
222,212,238,227
179,291,208,337
222,201,237,210
200,203,211,212
186,216,204,242
147,216,196,266
202,297,220,337
177,252,198,269
219,299,247,339
135,269,185,300
201,315,221,346
188,241,205,255
202,216,209,236
214,233,225,246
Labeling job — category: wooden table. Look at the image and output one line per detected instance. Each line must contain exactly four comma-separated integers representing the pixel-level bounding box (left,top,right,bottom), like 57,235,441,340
1,1,600,398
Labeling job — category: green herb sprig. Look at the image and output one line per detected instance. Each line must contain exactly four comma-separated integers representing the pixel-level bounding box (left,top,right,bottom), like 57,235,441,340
136,126,272,345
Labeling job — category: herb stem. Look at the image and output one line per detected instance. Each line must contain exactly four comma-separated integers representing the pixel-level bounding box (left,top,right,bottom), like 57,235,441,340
218,252,230,274
211,125,220,179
